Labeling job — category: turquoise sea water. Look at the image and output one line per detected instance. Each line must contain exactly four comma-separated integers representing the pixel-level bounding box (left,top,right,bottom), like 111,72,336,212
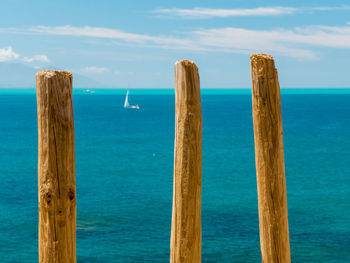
0,89,349,262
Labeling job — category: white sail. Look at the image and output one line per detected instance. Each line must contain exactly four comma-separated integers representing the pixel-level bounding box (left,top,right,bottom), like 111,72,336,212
124,90,139,109
124,90,130,108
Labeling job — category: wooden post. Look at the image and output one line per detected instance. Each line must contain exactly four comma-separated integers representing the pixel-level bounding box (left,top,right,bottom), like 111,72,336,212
170,60,202,263
250,54,291,263
36,71,76,263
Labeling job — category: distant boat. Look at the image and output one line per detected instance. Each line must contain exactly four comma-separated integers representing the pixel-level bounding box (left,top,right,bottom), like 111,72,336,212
83,89,95,94
124,90,139,109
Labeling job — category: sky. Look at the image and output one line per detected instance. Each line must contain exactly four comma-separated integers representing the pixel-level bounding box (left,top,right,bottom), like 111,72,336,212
0,0,350,89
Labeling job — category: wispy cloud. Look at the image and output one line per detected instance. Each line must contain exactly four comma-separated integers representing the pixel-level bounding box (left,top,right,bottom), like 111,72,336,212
0,46,20,62
27,25,189,47
2,24,350,60
154,6,350,19
189,25,350,59
0,46,49,63
81,66,109,73
310,6,350,11
22,55,50,63
154,7,296,18
30,25,153,43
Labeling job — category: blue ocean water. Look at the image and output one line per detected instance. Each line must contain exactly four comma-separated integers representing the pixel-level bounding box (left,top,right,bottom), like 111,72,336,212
0,89,349,262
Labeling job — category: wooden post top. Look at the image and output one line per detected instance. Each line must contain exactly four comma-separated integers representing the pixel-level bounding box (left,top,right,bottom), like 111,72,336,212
174,60,200,108
250,54,279,103
36,70,72,79
251,53,274,61
250,54,275,73
175,59,198,69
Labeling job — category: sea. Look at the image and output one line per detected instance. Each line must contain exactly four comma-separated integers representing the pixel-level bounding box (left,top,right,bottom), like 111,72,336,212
0,88,349,262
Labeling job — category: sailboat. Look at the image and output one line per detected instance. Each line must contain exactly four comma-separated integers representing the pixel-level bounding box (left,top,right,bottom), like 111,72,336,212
124,90,139,109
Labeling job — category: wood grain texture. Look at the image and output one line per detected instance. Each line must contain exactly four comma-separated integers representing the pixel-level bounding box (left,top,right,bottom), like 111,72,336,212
171,60,202,263
251,54,290,263
36,71,76,263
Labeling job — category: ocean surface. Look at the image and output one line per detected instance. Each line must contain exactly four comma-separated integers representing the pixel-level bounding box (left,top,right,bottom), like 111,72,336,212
0,89,349,262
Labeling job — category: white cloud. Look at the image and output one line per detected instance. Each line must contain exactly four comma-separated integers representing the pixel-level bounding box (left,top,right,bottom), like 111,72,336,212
154,7,297,18
81,66,109,73
33,24,350,59
0,46,20,62
154,6,350,19
2,23,350,60
189,28,317,60
30,25,154,43
22,55,50,63
0,46,50,64
310,6,350,11
185,25,350,59
25,25,191,48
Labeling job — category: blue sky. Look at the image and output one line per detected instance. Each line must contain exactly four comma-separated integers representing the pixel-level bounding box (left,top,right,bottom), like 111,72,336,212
0,0,350,88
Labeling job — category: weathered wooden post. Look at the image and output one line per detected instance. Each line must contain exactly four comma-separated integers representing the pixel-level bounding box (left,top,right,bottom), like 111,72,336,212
250,54,291,263
36,71,76,263
170,60,202,263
